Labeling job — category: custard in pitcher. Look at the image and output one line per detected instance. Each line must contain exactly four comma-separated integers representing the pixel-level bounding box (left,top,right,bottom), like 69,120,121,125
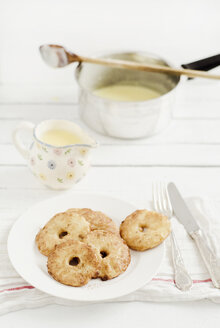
40,128,82,146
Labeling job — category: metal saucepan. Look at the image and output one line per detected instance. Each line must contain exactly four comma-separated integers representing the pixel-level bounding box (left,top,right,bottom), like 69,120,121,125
75,52,220,139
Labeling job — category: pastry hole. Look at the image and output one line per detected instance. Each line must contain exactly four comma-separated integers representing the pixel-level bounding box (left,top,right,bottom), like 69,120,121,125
140,226,147,232
59,231,68,239
69,257,80,266
100,250,108,258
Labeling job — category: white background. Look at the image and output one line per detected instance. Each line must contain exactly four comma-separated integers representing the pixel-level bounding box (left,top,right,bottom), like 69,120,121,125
1,0,220,327
1,0,220,86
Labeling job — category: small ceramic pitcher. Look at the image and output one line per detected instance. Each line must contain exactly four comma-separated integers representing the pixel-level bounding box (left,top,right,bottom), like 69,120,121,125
13,120,97,190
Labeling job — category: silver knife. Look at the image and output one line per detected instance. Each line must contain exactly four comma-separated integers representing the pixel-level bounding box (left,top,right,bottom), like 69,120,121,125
167,182,220,289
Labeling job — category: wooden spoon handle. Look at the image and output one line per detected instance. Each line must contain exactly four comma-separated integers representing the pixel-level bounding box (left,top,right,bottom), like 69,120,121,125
78,55,220,80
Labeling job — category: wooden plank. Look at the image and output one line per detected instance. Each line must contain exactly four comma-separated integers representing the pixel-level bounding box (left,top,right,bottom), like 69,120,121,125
0,104,79,120
95,144,220,166
2,144,220,167
2,117,220,145
1,167,220,210
2,101,220,121
0,86,78,104
174,82,220,119
1,83,220,118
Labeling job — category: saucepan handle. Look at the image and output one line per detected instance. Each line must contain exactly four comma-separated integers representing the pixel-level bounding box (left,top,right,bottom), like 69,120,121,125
181,54,220,72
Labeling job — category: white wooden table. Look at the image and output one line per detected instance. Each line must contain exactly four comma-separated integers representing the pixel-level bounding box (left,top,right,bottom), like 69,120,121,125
1,80,220,327
1,0,220,325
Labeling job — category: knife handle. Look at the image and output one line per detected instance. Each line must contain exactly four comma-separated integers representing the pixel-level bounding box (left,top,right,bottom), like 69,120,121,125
191,230,220,288
170,231,192,291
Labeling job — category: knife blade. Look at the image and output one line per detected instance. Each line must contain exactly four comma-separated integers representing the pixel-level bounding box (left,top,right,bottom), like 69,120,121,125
167,182,199,235
167,182,220,288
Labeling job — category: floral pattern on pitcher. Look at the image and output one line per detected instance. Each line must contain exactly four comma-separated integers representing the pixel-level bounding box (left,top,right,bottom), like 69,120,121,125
47,160,56,170
53,148,62,156
67,158,76,167
13,120,97,190
28,140,92,189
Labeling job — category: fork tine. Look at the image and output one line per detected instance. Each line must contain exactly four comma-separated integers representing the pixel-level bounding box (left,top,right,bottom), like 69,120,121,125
153,181,171,218
152,182,159,212
158,184,162,211
159,181,167,214
164,182,173,216
153,181,163,213
161,181,173,218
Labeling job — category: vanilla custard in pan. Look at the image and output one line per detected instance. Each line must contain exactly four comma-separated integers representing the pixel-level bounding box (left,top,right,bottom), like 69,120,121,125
93,83,160,102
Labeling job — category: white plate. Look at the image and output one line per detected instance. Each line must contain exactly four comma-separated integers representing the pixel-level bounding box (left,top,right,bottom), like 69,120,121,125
8,193,164,302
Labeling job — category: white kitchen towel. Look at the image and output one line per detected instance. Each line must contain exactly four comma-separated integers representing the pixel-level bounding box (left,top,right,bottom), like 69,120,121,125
1,197,220,315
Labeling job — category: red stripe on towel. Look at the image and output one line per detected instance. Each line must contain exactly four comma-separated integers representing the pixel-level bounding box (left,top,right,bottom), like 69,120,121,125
0,285,35,293
152,278,212,283
192,278,212,283
0,278,212,294
152,278,174,283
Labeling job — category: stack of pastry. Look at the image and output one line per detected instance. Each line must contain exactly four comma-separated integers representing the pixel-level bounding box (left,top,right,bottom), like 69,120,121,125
36,209,130,287
36,208,171,287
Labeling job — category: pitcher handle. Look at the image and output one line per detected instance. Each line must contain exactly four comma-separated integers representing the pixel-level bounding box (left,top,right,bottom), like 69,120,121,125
12,121,35,160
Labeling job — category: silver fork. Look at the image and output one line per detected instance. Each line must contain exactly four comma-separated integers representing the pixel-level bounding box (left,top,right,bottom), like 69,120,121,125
152,181,192,291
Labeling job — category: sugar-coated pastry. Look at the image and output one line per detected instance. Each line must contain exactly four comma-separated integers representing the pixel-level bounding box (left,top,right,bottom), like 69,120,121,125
120,209,170,251
84,230,130,280
47,240,100,287
67,208,119,235
36,211,90,256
